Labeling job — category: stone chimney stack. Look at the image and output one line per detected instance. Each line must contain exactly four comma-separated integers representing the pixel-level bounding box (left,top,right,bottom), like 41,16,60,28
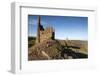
36,16,41,43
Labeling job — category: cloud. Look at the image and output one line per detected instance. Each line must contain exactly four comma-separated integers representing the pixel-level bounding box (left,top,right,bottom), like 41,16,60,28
41,21,48,26
28,19,37,25
29,19,48,26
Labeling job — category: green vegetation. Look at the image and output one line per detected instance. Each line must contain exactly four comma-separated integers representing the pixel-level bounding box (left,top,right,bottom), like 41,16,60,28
28,36,36,48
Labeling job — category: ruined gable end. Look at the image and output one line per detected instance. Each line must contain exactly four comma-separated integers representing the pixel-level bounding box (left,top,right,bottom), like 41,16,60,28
36,16,55,43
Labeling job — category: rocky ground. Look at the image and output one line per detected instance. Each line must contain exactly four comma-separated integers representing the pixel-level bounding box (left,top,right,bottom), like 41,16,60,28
28,38,88,60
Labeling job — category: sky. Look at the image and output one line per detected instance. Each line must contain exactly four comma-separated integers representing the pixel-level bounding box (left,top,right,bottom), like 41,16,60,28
28,15,88,40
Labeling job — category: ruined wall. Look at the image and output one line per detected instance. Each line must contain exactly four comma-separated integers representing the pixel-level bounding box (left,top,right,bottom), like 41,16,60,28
36,16,55,43
39,27,55,43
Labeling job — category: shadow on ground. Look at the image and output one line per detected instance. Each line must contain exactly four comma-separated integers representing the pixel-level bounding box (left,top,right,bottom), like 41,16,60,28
61,47,88,59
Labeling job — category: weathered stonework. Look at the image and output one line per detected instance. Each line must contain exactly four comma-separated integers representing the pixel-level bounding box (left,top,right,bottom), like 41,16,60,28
36,16,55,43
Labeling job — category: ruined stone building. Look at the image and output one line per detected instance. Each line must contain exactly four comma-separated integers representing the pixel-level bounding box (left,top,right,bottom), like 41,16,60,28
36,16,55,43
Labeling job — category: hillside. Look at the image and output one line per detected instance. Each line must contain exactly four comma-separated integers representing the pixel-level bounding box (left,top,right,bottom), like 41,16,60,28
28,37,88,60
28,36,36,48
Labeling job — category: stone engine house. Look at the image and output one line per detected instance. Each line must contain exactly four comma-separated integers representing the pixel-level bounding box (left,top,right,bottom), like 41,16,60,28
36,16,55,43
